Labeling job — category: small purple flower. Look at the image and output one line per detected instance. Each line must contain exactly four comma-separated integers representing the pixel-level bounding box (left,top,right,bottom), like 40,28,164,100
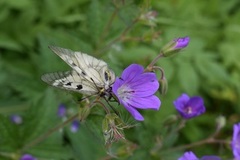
71,120,80,133
173,93,205,119
112,64,161,121
20,154,37,160
178,151,221,160
57,104,66,117
231,123,240,159
178,151,198,160
173,36,190,49
10,114,22,125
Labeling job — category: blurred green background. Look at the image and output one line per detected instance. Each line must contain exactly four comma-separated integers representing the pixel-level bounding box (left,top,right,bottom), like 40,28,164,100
0,0,240,159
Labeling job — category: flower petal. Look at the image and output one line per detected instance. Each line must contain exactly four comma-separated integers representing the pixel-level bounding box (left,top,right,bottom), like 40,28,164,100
121,64,144,82
178,151,198,160
112,78,124,96
173,93,190,110
128,95,161,110
174,36,190,49
130,72,159,97
186,96,205,114
123,102,144,121
232,123,240,158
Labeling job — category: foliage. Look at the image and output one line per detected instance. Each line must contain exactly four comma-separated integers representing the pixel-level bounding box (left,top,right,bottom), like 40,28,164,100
0,0,240,159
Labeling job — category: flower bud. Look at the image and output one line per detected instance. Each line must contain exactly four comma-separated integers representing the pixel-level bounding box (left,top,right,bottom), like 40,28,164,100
158,77,168,95
10,114,22,125
57,104,67,117
216,115,226,130
161,36,190,57
70,120,80,133
102,113,125,144
20,154,37,160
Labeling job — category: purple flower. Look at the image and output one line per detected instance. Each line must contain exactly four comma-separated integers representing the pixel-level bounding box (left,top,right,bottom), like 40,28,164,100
173,36,190,49
10,114,22,125
112,64,161,121
231,123,240,159
178,151,198,160
71,120,80,133
161,36,190,57
57,104,66,117
20,154,37,160
173,93,205,119
178,151,221,160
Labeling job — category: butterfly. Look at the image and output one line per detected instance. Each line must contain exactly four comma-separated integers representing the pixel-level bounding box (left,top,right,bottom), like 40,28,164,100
41,46,116,98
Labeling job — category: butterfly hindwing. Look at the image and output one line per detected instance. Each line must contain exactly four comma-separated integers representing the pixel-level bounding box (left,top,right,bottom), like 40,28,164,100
41,70,98,95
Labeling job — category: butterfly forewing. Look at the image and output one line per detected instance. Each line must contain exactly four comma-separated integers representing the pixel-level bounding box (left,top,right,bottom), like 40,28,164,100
42,46,115,97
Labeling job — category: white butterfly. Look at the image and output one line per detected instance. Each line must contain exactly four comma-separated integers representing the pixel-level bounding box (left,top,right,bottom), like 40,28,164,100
41,46,116,97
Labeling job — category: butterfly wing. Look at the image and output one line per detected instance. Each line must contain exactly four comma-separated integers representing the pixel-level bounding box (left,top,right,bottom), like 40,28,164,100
41,70,98,95
48,46,109,86
42,46,115,96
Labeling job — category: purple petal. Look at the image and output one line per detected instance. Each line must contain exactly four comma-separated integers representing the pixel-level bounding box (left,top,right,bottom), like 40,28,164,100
112,78,124,96
187,96,206,114
128,95,161,110
57,104,66,117
232,123,240,158
10,115,22,125
174,36,190,49
20,154,37,160
130,72,159,97
71,120,80,133
121,64,144,82
173,93,190,110
178,151,198,160
123,102,144,121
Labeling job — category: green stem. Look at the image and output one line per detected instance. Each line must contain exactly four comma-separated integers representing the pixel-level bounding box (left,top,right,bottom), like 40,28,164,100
152,66,165,79
160,137,230,154
145,52,164,72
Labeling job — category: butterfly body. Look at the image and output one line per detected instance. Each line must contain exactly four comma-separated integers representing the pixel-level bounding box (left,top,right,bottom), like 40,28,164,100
41,46,115,97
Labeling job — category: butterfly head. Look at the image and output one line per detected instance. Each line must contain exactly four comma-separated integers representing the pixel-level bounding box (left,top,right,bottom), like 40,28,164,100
98,66,116,97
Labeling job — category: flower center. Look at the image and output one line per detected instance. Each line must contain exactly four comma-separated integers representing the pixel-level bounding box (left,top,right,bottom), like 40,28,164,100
185,106,192,114
117,84,135,102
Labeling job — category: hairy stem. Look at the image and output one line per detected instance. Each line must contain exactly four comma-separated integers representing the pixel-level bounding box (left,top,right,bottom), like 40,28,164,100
145,52,164,72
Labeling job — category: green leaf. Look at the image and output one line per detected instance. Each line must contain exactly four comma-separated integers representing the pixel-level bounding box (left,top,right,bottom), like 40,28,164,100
87,0,105,46
177,62,199,94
